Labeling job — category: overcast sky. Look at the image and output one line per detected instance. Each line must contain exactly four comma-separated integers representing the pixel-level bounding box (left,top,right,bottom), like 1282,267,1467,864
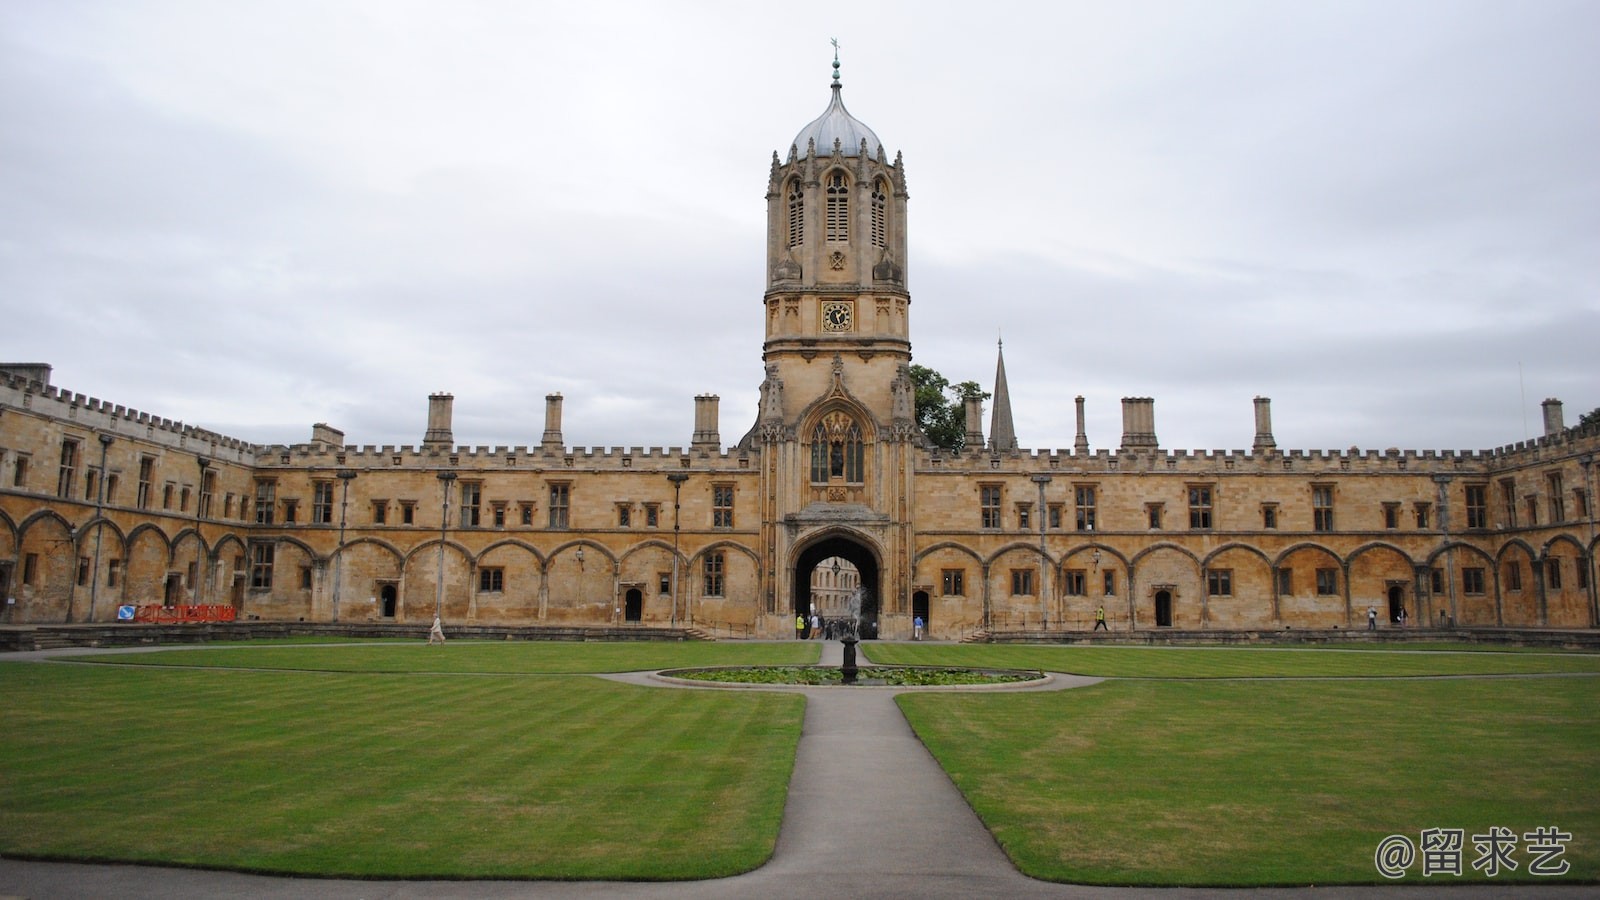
3,1,1596,455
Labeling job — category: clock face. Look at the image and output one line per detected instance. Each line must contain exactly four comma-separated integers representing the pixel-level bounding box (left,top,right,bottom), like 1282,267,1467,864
822,301,854,332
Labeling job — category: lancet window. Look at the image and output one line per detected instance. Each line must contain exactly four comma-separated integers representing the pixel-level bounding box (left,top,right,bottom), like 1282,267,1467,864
870,179,888,248
786,179,804,247
825,172,849,241
810,412,864,483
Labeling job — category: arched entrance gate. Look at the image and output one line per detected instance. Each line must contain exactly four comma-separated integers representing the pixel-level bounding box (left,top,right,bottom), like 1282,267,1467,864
793,534,881,639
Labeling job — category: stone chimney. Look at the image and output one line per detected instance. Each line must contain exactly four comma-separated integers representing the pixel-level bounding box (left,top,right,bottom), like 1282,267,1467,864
311,423,345,448
1542,398,1565,437
1119,397,1157,451
963,395,985,451
542,393,565,452
422,393,453,450
0,363,52,388
1252,396,1277,453
1073,395,1090,455
692,394,721,453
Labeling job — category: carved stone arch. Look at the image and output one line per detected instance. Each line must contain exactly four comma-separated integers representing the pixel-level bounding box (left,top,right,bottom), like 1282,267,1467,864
1541,533,1586,558
550,539,615,570
1494,538,1539,564
1346,541,1419,568
983,541,1051,569
401,538,473,568
18,509,77,542
621,538,684,567
334,536,406,567
1130,541,1202,570
1424,541,1494,569
123,522,174,556
476,538,545,570
73,515,127,547
271,534,319,561
170,527,210,560
1201,541,1274,569
1272,541,1344,569
1064,543,1132,571
688,539,763,571
211,533,248,561
912,541,983,568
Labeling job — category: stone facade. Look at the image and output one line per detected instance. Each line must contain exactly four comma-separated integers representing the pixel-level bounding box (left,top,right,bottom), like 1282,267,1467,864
2,69,1597,638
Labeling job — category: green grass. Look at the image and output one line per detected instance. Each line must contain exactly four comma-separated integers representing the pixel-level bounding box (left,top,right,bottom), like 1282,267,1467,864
867,642,1600,677
73,640,820,674
0,660,803,879
898,667,1600,885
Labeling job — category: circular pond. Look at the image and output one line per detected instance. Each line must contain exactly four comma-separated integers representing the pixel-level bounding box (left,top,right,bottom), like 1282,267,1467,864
658,665,1047,688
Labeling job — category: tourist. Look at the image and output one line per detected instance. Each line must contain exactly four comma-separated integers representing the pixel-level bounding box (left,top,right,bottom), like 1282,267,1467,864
1367,606,1377,630
811,613,821,639
1093,606,1108,631
913,615,924,640
796,613,805,639
428,615,445,645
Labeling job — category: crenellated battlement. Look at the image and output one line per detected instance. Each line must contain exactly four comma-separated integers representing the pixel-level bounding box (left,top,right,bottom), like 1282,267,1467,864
251,441,758,471
1,370,260,461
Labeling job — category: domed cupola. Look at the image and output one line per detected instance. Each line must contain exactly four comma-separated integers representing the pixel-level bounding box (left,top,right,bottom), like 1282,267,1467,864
790,53,883,160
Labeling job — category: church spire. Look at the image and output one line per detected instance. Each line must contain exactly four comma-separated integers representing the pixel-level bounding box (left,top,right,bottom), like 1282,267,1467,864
988,337,1018,452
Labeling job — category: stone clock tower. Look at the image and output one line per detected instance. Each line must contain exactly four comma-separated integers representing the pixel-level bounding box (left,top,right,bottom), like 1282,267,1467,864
745,53,918,634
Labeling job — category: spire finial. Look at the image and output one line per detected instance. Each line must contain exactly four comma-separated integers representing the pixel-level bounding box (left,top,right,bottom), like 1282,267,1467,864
830,38,841,87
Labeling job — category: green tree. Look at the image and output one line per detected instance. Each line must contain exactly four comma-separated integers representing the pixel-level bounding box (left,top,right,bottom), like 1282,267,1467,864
909,364,989,451
1580,406,1599,429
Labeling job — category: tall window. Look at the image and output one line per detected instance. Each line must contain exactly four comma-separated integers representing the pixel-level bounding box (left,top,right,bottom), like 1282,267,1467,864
786,178,804,247
1064,570,1086,595
1147,503,1163,529
1414,502,1431,528
825,171,849,241
1505,561,1523,591
106,474,119,504
312,481,335,524
1499,479,1517,527
1315,568,1339,595
401,501,416,525
1382,503,1399,529
810,412,864,483
1524,495,1538,527
57,438,80,499
712,485,734,528
1188,485,1213,530
1262,504,1278,529
703,551,725,596
11,454,27,488
1312,485,1335,532
1462,567,1485,594
1465,484,1488,529
941,569,965,596
460,481,482,527
1276,568,1293,595
249,542,274,589
548,483,570,529
137,457,154,508
980,485,1002,529
253,479,276,525
373,500,388,524
1547,473,1565,523
869,179,888,248
199,471,214,518
1207,569,1233,597
1075,485,1097,531
1546,559,1562,590
1010,568,1035,596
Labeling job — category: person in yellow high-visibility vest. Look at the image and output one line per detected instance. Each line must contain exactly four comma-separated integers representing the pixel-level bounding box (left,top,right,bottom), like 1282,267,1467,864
796,614,806,639
1093,606,1108,631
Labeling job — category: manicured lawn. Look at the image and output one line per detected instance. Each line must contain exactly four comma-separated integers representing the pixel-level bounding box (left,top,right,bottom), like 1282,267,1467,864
0,658,803,879
867,642,1600,677
897,654,1600,885
74,640,820,674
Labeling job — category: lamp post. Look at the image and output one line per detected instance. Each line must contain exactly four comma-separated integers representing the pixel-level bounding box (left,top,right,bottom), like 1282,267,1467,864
435,471,456,620
331,469,357,623
1031,473,1052,630
85,433,114,623
667,473,689,627
194,457,209,604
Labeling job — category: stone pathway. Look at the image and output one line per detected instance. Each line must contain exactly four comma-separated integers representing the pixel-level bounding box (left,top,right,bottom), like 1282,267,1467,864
0,642,1580,898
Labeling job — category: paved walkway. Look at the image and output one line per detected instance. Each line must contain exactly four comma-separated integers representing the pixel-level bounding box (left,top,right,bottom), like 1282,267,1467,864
0,642,1582,898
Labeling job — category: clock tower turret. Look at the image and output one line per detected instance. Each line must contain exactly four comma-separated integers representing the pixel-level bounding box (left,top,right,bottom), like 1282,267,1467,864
760,51,910,430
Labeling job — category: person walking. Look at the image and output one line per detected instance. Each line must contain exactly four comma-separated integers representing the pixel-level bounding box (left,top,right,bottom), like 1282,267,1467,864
1093,606,1108,631
428,615,445,645
913,615,924,640
811,613,821,639
1397,606,1407,628
1367,606,1377,630
796,613,805,640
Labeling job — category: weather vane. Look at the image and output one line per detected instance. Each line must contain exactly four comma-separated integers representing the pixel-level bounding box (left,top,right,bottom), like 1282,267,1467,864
831,37,840,58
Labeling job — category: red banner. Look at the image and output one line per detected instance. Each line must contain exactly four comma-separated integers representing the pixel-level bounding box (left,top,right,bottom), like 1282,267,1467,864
129,605,238,624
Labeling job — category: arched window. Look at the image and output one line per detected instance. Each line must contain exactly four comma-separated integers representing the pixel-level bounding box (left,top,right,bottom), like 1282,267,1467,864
787,179,804,247
825,172,849,242
870,179,888,248
810,412,864,483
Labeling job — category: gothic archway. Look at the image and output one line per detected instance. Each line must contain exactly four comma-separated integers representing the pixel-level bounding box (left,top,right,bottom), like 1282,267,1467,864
793,533,881,639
